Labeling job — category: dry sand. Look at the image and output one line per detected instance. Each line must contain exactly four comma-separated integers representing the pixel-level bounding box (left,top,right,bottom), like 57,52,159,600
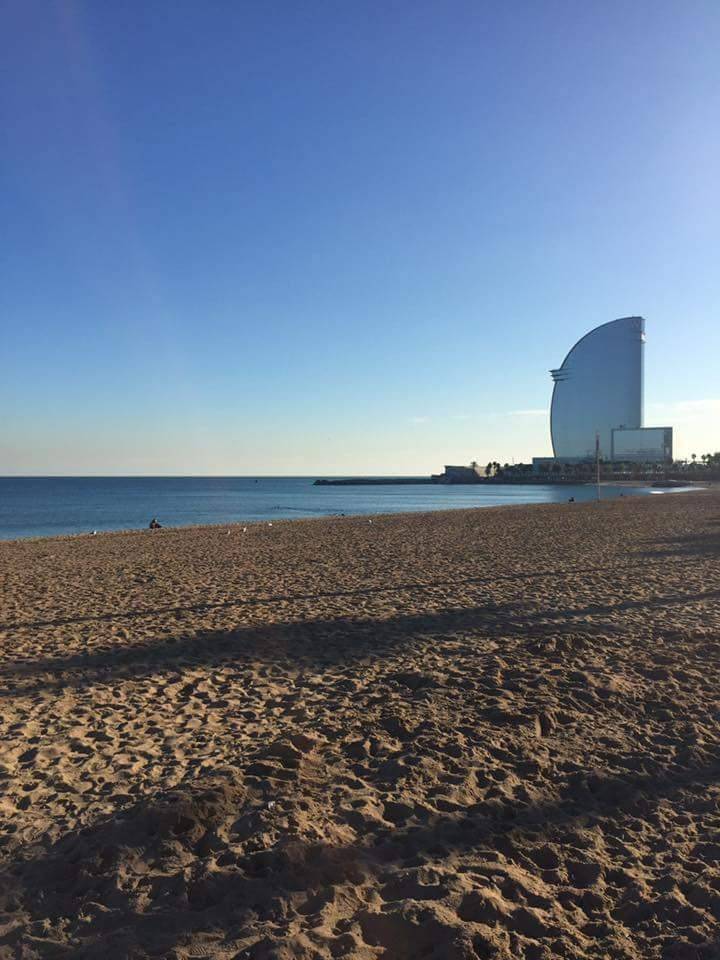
1,492,720,959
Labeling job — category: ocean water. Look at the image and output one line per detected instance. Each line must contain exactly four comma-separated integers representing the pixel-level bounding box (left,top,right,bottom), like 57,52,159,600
0,476,685,541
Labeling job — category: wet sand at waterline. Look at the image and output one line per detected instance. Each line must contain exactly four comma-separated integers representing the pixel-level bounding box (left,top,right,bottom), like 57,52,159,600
1,492,719,959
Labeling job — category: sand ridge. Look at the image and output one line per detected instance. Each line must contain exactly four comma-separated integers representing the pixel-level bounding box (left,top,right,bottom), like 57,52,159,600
1,492,720,958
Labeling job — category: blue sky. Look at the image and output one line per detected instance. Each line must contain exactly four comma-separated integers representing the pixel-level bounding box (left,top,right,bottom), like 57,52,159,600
2,1,718,474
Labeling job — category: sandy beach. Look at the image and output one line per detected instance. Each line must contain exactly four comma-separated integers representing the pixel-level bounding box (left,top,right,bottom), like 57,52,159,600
1,491,719,959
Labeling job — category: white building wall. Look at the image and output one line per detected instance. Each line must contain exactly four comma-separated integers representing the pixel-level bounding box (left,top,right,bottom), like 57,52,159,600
611,427,673,462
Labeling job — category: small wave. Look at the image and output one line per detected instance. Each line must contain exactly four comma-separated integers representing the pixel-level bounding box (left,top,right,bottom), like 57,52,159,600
269,506,334,515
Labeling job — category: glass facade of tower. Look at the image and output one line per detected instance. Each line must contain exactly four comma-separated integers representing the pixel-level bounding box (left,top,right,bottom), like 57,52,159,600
550,316,645,460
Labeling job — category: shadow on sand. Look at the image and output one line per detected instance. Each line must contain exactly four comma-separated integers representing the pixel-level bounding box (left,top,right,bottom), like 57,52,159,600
2,585,719,699
2,740,719,959
0,559,671,634
639,526,720,559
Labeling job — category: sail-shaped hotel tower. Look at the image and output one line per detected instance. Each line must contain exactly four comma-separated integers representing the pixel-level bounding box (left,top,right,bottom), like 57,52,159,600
548,316,672,463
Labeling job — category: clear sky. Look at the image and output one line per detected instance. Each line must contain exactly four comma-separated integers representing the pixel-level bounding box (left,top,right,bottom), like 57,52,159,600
2,1,718,475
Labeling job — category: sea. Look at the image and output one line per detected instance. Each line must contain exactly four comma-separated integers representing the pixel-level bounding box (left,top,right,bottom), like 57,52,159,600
0,476,695,542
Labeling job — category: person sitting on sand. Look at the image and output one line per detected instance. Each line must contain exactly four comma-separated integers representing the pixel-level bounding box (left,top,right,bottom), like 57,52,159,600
149,517,162,529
